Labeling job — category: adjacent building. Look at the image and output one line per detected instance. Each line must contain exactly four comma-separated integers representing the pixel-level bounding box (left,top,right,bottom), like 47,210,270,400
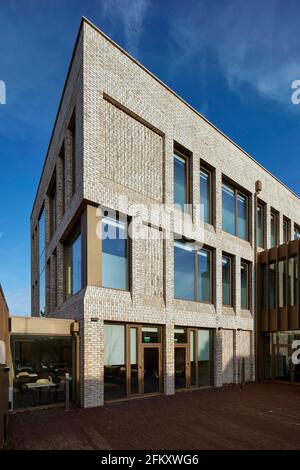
30,17,300,408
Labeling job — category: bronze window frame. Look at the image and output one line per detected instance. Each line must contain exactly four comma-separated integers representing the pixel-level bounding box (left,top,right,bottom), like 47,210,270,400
173,148,191,210
200,165,213,225
256,201,265,248
270,209,279,247
222,180,249,241
222,254,233,307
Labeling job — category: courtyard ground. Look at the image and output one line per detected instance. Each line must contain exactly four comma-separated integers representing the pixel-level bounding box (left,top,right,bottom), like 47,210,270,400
5,383,300,450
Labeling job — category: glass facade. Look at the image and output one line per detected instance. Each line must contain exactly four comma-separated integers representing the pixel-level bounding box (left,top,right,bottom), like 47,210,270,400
65,232,82,299
11,335,74,409
200,168,211,224
102,215,128,290
174,153,187,211
222,256,232,306
263,332,300,383
38,208,46,317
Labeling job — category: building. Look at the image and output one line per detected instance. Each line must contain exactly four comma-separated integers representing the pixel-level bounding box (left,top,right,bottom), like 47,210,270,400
30,17,300,408
0,285,9,448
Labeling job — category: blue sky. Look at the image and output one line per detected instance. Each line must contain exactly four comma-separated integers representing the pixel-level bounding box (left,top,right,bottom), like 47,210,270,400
1,0,300,315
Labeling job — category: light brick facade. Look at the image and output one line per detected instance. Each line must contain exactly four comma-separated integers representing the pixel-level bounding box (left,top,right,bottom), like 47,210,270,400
30,18,300,408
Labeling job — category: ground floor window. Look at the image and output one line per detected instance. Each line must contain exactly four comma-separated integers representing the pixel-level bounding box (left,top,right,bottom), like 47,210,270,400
104,323,162,402
10,335,75,409
174,327,213,389
263,331,300,382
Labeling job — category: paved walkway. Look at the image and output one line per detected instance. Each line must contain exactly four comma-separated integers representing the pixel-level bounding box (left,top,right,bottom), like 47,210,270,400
5,383,300,450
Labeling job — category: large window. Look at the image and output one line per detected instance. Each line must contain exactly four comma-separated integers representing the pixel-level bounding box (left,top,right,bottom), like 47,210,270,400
200,166,212,224
278,260,286,308
38,207,46,317
289,256,298,307
270,210,278,247
174,240,212,303
48,172,57,240
257,203,265,248
222,255,232,307
174,151,189,211
294,224,300,240
283,218,290,244
65,231,82,299
241,262,250,310
104,324,126,401
268,262,276,310
102,214,128,290
222,181,248,240
68,110,76,196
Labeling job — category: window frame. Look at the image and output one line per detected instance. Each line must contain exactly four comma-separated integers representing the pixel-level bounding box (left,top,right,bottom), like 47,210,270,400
174,239,213,304
256,201,265,249
294,224,300,240
200,164,213,225
270,209,279,247
222,180,249,241
283,217,290,244
222,254,233,307
173,148,191,210
240,261,250,310
64,227,82,300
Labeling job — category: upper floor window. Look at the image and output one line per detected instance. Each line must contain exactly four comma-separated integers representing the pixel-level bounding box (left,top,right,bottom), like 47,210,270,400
38,207,46,317
270,210,278,248
68,110,76,195
294,224,300,240
174,151,190,211
241,261,250,310
65,230,82,299
222,255,233,307
200,166,212,225
289,256,298,307
256,202,265,248
222,181,248,241
268,262,276,309
48,171,57,240
278,259,286,308
102,214,128,291
283,217,290,243
174,240,213,303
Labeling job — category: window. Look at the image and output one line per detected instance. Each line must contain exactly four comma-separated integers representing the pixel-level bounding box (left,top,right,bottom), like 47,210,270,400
102,214,128,290
65,231,82,299
289,256,298,307
68,110,76,195
241,262,249,310
38,207,46,317
174,151,189,211
104,324,126,400
270,210,278,247
222,255,232,306
261,264,267,310
269,262,276,310
257,203,265,248
283,218,290,243
174,240,213,303
294,224,300,240
48,172,57,239
278,260,286,308
59,143,65,215
200,166,212,224
222,181,248,240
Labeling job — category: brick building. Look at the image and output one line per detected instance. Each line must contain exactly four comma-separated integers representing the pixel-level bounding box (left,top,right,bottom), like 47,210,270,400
30,17,300,408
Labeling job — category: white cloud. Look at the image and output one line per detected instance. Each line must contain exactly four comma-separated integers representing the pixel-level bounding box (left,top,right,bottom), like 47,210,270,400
102,0,150,57
169,0,300,107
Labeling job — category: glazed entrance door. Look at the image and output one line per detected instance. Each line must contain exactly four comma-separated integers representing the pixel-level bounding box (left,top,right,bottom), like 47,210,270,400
143,346,161,394
175,346,187,389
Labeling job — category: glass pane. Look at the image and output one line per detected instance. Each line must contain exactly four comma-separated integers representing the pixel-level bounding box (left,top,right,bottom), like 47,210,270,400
38,208,45,261
222,256,231,306
237,193,247,240
174,241,195,301
39,270,45,317
72,234,81,294
261,264,267,310
278,260,286,308
142,327,160,343
269,263,276,309
257,205,263,248
289,257,298,307
241,263,248,309
222,183,235,235
294,227,300,240
102,217,128,290
174,154,187,211
174,328,187,344
283,222,287,243
271,213,276,247
190,331,196,386
104,324,126,401
130,328,138,395
175,348,186,389
200,169,211,224
143,348,159,394
197,249,211,302
11,335,73,409
198,330,211,386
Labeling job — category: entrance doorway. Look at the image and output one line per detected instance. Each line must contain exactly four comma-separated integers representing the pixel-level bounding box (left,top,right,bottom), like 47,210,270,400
104,323,162,402
174,327,213,390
